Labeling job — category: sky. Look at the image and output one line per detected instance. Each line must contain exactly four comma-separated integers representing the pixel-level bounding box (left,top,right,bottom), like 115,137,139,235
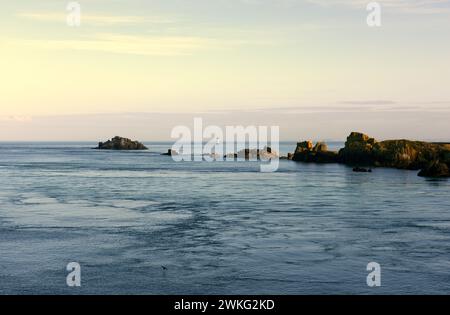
1,0,450,141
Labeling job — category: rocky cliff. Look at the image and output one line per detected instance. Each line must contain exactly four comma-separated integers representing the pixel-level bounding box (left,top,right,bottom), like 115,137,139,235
339,132,450,171
292,132,450,178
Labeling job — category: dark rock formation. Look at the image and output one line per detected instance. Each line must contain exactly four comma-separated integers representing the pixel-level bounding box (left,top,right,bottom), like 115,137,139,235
353,167,372,173
280,153,294,160
161,149,178,156
291,132,450,178
96,136,148,150
338,132,450,171
292,140,339,163
418,161,449,178
313,142,328,153
224,153,239,159
338,132,376,165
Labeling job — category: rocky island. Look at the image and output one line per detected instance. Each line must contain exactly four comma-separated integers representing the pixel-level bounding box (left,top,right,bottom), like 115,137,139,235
292,132,450,178
95,136,148,150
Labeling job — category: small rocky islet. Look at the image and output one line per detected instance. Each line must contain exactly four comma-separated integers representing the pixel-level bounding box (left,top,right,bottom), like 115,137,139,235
95,136,148,150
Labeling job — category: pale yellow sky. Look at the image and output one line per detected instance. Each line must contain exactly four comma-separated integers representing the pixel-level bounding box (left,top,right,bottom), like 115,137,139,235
1,0,450,139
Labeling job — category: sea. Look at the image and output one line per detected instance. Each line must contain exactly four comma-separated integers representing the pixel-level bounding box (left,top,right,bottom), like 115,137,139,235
0,142,449,294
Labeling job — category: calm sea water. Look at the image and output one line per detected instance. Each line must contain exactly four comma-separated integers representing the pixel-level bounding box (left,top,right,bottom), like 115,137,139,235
0,142,449,294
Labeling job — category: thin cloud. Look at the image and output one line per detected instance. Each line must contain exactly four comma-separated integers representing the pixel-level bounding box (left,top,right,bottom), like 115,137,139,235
7,33,230,56
0,116,33,122
306,0,450,14
236,102,450,113
339,100,397,105
17,12,174,26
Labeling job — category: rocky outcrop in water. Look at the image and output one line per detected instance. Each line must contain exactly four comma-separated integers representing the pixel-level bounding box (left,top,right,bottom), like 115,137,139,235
280,153,294,160
338,132,376,166
339,132,450,172
418,161,449,178
96,136,148,150
224,147,278,160
292,141,339,163
291,132,450,178
161,149,178,156
353,167,372,173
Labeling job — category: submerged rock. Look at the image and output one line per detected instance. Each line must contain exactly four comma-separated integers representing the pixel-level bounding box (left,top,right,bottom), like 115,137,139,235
96,136,148,150
353,167,372,173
